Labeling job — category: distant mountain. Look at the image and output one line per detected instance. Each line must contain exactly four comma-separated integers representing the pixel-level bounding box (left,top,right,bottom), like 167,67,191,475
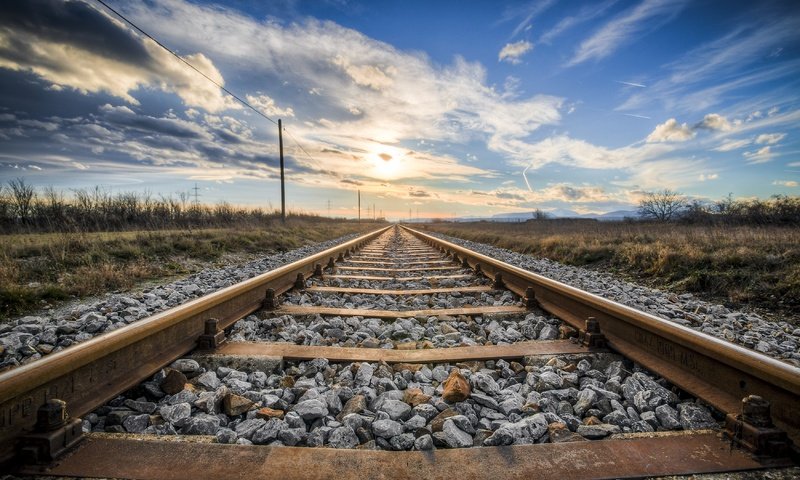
482,209,641,221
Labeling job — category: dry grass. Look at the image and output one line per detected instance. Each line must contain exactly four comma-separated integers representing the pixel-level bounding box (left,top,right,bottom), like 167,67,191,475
420,220,800,317
0,219,379,319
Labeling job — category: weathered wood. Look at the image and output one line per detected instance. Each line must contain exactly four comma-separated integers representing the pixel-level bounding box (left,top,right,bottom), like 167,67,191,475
275,305,527,318
305,286,493,295
209,340,595,362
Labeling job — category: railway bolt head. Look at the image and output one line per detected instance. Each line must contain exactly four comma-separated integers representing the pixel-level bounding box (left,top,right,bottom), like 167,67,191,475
36,399,67,432
742,395,773,428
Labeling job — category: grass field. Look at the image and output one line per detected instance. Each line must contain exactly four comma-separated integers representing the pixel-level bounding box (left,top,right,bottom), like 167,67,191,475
0,219,378,320
419,220,799,319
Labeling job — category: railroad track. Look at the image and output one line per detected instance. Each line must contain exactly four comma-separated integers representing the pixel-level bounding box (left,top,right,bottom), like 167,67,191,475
0,224,798,479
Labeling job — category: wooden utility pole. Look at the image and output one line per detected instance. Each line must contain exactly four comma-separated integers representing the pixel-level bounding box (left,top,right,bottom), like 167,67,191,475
278,119,285,223
358,189,361,223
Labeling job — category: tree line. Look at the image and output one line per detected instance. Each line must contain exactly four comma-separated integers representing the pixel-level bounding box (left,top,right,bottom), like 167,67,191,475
638,189,800,225
0,178,340,233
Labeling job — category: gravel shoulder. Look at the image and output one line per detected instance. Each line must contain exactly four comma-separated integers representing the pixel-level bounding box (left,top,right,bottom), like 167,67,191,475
423,231,800,367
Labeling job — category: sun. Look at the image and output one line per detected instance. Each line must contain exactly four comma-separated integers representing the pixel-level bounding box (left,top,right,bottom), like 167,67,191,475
370,146,407,179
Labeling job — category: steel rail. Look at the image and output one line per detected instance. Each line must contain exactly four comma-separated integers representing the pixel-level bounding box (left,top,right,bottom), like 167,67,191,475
402,225,800,445
0,225,391,463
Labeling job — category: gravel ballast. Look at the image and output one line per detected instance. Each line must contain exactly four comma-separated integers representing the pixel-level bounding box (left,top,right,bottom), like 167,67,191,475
422,231,800,366
92,354,720,450
0,233,367,370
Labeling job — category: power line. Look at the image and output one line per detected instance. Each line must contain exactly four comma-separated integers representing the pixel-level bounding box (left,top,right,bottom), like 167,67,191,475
94,0,278,126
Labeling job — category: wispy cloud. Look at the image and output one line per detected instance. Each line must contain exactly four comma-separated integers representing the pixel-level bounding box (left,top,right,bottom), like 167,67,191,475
539,0,619,45
616,80,647,88
617,14,800,113
497,0,556,39
772,180,797,187
498,41,534,64
566,0,687,66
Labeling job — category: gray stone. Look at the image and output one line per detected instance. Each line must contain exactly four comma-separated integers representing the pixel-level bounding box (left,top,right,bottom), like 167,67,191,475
181,414,221,435
159,403,191,424
678,403,717,430
328,425,359,448
170,359,201,375
355,363,374,386
442,419,473,448
471,392,500,410
122,413,150,433
414,434,434,450
372,419,403,439
216,428,238,444
252,419,288,444
124,399,156,414
196,371,221,390
389,433,415,451
278,427,305,446
655,404,681,430
574,388,597,417
293,399,328,421
380,399,412,421
235,418,267,440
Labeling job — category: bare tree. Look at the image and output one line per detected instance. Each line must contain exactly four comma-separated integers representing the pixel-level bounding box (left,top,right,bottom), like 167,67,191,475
8,177,36,224
638,189,687,222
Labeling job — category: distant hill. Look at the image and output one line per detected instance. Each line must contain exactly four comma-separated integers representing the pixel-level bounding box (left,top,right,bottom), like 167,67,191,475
487,209,640,221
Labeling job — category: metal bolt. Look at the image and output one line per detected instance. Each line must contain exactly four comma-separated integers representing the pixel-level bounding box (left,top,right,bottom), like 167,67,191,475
294,273,306,290
36,399,67,432
204,318,219,336
586,317,600,333
742,395,772,428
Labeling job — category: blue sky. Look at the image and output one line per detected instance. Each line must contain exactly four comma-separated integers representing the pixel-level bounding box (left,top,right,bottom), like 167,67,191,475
0,0,798,219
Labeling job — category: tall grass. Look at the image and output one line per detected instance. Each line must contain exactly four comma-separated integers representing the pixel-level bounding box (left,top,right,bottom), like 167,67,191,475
421,220,799,316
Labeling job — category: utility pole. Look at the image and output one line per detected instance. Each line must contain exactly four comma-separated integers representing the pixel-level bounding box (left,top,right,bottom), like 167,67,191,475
327,199,331,217
373,203,376,221
278,119,286,223
358,189,361,223
192,183,200,207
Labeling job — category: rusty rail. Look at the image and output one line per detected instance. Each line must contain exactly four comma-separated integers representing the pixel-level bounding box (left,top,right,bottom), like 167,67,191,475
402,225,800,447
0,225,391,463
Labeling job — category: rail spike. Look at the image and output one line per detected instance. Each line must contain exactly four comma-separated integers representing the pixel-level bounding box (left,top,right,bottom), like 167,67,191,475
294,273,307,290
524,287,539,309
725,395,792,458
493,273,505,289
19,399,83,464
579,316,606,348
197,318,225,349
263,288,278,310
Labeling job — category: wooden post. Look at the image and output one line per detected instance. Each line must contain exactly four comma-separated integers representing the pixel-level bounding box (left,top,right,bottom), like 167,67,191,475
278,119,285,223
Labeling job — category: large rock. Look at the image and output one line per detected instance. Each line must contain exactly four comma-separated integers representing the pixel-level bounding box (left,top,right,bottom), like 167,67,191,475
223,393,254,416
159,403,191,424
328,426,359,448
442,419,473,448
677,403,717,430
430,408,458,432
442,370,470,403
403,388,431,407
372,419,403,439
379,399,412,421
337,394,366,420
181,413,221,435
160,369,188,395
293,399,329,421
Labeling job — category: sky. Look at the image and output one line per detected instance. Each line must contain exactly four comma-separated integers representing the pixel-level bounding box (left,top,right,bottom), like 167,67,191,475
0,0,798,220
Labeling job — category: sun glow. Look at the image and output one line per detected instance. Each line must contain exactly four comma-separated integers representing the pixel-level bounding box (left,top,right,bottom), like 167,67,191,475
369,145,408,180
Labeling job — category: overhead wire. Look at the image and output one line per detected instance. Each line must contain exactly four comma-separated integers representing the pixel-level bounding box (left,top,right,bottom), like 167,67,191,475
94,0,327,171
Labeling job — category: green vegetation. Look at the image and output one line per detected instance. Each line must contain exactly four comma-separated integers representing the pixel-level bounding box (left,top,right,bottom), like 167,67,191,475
420,219,800,319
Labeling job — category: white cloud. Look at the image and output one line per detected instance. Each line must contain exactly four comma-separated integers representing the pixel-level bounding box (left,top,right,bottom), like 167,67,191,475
245,94,295,118
646,118,694,142
567,0,687,66
755,133,786,145
699,173,718,181
713,139,750,151
743,146,773,164
539,0,619,44
498,41,534,64
0,0,235,112
696,113,732,131
772,180,798,187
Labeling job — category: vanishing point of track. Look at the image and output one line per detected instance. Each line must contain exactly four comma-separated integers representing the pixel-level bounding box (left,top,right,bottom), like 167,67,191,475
0,224,798,479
